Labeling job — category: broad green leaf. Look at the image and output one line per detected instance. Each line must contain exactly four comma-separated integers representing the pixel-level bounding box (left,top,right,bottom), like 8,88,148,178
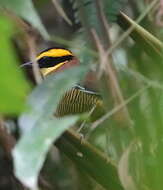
13,66,87,189
0,15,29,114
19,66,87,134
0,0,49,39
57,130,124,190
13,116,78,189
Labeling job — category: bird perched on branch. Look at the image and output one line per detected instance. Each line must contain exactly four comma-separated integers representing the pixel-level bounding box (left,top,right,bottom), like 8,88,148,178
22,47,103,117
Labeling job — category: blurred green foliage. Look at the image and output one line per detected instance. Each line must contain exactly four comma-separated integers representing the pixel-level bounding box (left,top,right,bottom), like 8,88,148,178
0,15,29,114
0,0,49,39
0,0,163,190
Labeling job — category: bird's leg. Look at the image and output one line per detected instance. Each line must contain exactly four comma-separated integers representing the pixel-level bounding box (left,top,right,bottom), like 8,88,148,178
77,105,97,143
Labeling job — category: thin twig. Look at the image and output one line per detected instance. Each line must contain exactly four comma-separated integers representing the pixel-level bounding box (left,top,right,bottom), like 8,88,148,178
51,0,72,25
77,105,97,133
2,8,43,84
90,85,151,131
124,67,163,90
91,0,159,126
93,1,132,125
92,29,132,125
26,36,43,84
1,8,32,33
94,0,111,48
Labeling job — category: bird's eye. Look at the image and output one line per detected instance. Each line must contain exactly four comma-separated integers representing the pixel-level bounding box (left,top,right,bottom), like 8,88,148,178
38,56,53,68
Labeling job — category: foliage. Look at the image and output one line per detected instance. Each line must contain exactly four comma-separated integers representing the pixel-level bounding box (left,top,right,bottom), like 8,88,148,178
0,15,29,114
104,0,128,22
0,0,163,190
13,67,85,189
0,0,49,39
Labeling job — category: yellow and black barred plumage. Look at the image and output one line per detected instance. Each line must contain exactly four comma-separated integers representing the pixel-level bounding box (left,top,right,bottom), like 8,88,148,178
23,47,103,117
56,86,102,116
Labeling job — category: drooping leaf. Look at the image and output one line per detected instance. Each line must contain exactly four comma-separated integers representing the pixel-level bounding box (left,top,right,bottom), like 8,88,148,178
13,116,78,189
117,12,163,58
0,15,30,114
13,66,87,189
0,0,49,39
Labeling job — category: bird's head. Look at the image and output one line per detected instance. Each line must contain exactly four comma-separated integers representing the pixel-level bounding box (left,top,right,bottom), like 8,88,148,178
22,47,79,77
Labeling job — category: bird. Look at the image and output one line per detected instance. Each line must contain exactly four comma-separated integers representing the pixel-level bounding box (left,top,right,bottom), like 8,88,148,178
22,47,103,117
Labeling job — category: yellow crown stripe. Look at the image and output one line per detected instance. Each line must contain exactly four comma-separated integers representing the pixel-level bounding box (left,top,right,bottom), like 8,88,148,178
37,49,73,60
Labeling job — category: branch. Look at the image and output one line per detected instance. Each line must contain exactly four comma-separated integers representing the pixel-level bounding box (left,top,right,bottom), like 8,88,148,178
0,117,16,159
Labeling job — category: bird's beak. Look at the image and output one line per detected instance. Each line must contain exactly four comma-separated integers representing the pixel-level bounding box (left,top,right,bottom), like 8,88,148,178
20,62,32,68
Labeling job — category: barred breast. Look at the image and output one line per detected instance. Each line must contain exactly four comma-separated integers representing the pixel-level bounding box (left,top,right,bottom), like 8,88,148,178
55,86,102,117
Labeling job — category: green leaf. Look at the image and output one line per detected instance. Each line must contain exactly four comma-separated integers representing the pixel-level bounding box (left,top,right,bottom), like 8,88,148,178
0,15,30,114
13,66,87,189
0,0,49,39
57,130,124,190
74,0,127,30
13,116,78,189
104,0,127,22
75,0,99,32
117,12,163,58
